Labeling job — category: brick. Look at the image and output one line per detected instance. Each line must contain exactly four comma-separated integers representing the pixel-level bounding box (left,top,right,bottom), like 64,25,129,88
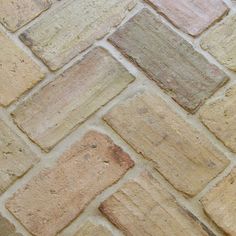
108,9,228,113
100,171,215,236
201,168,236,236
0,119,38,195
0,0,50,32
104,92,229,196
20,0,137,70
12,47,135,152
200,85,236,153
201,15,236,71
74,221,112,236
6,131,134,236
145,0,228,37
0,32,44,106
0,214,22,236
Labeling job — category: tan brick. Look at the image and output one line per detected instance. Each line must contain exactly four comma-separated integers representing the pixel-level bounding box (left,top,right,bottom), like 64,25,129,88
104,91,229,196
12,47,135,152
109,9,228,113
201,168,236,236
200,85,236,153
0,119,38,195
0,214,22,236
20,0,137,70
201,15,236,71
0,0,50,32
74,221,112,236
6,131,134,236
145,0,228,36
100,171,215,236
0,32,44,106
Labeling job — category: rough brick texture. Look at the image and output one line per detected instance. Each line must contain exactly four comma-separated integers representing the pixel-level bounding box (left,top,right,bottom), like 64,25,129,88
200,85,236,153
100,171,215,236
0,32,44,106
0,0,50,32
109,9,228,113
6,131,134,236
145,0,228,36
0,119,38,195
201,15,236,71
201,168,236,236
12,47,135,151
104,92,229,196
0,214,22,236
20,0,137,70
74,221,112,236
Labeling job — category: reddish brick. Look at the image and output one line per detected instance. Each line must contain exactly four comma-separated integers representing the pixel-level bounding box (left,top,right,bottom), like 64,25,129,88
6,131,134,236
0,214,22,236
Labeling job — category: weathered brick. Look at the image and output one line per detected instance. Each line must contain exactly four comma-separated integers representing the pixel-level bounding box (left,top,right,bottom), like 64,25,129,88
0,32,44,106
201,168,236,236
12,47,135,151
109,9,228,113
100,171,216,236
104,92,229,196
201,15,236,71
20,0,137,70
145,0,228,36
6,131,134,236
0,0,50,32
0,214,22,236
200,85,236,153
0,119,38,195
74,221,112,236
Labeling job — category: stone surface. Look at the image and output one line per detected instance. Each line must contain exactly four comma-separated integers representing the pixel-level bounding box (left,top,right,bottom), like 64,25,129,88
20,0,137,70
109,9,228,113
0,32,44,106
201,168,236,236
100,171,215,236
74,221,112,236
0,0,50,32
12,47,135,151
200,85,236,153
104,91,229,196
145,0,228,36
0,214,22,236
6,131,134,236
0,119,38,195
201,15,236,71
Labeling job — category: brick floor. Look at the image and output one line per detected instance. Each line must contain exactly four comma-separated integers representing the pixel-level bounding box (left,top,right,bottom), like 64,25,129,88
0,0,235,236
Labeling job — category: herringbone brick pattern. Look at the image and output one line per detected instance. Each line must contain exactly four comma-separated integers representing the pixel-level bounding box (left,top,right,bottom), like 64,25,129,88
0,0,236,235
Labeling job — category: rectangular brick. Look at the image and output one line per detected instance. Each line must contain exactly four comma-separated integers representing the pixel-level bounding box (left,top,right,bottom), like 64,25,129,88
104,91,229,196
201,168,236,236
0,32,44,106
201,15,236,71
200,85,236,153
12,47,135,152
6,131,134,236
145,0,228,36
100,171,215,236
20,0,137,70
0,214,22,236
0,0,50,32
0,119,38,195
109,9,228,113
74,221,112,236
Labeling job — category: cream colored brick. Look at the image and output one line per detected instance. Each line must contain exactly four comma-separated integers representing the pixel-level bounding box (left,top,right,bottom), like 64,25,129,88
201,15,236,71
20,0,137,70
12,47,135,151
0,0,50,32
0,32,44,106
104,91,229,196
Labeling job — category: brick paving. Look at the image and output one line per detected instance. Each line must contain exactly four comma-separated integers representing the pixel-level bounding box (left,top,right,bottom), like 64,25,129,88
0,0,236,236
